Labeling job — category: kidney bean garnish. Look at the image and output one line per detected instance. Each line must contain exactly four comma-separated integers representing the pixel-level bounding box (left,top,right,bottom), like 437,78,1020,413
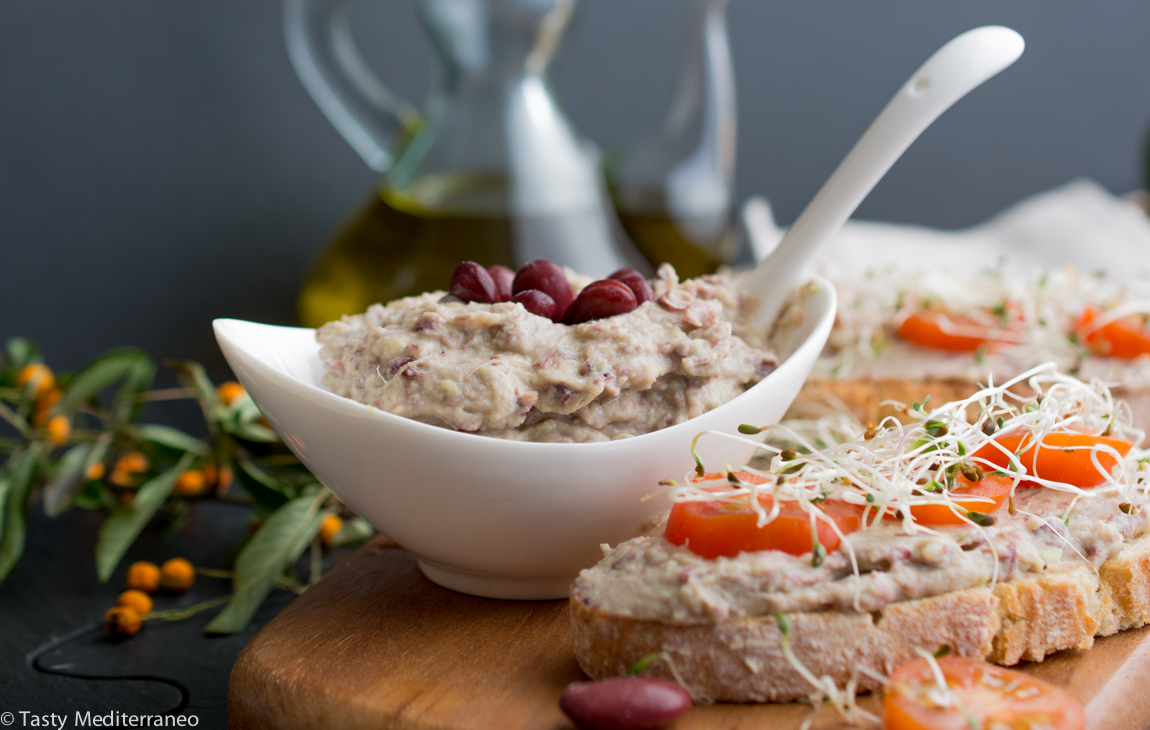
511,289,559,320
563,280,637,325
449,262,498,304
513,260,574,313
487,265,515,302
608,268,653,304
559,677,692,730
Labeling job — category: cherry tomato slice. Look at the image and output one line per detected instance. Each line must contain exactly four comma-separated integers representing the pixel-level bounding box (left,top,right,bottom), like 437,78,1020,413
664,472,861,559
897,311,1024,352
971,432,1132,488
900,473,1012,526
1077,304,1150,359
884,657,1085,730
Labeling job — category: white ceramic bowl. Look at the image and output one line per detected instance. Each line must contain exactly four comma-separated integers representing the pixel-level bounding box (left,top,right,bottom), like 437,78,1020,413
213,276,835,599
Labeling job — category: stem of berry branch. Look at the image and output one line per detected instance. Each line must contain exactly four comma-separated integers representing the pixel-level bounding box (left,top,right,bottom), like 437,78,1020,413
136,388,196,403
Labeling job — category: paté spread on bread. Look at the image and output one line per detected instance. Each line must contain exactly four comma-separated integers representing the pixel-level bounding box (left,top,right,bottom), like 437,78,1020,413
576,487,1148,623
571,364,1150,703
316,263,781,443
798,263,1150,430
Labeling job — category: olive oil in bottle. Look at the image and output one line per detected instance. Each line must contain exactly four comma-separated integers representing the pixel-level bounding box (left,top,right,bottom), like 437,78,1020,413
297,189,516,328
610,0,738,280
297,174,632,328
289,0,635,328
615,204,736,281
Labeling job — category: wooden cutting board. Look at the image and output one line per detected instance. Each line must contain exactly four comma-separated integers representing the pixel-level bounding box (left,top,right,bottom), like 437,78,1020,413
228,536,1150,730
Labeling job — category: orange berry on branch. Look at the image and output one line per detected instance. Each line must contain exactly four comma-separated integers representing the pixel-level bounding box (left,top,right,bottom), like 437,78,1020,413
86,462,106,481
39,388,62,408
174,469,207,497
320,514,343,548
104,606,142,637
217,381,246,406
45,415,71,446
16,363,55,399
160,558,195,593
117,589,153,616
116,451,149,474
30,389,63,427
126,561,161,593
204,463,234,493
30,408,49,428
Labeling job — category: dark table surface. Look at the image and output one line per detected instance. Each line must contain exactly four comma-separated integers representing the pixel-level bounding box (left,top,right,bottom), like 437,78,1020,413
0,498,348,727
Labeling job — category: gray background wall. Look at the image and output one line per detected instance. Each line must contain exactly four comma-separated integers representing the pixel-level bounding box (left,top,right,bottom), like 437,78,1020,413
2,1,1149,370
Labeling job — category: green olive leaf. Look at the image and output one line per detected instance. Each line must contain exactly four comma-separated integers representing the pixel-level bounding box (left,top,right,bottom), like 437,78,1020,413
227,422,280,443
133,424,209,455
205,490,328,634
59,349,152,413
167,360,223,424
72,480,106,511
219,391,279,442
0,443,45,582
113,357,157,423
329,516,375,548
95,452,195,582
234,455,292,513
42,443,93,517
5,337,40,372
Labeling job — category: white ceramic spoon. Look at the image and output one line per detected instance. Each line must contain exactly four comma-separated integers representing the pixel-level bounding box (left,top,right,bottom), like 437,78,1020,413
742,25,1025,326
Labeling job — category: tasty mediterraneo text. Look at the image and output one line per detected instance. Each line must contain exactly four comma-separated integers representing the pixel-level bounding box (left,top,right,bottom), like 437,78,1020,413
14,711,197,727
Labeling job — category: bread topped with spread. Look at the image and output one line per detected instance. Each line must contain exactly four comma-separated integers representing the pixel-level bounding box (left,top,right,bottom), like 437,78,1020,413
570,364,1150,703
789,264,1150,434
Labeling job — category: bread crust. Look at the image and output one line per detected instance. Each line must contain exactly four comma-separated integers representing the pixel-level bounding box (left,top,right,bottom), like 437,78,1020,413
571,532,1150,703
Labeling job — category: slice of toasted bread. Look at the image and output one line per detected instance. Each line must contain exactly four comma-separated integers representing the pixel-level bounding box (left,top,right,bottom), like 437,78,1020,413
789,377,1150,434
571,532,1150,703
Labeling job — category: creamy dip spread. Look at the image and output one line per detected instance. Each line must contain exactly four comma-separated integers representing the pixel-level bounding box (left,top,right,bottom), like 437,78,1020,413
317,265,778,443
573,488,1150,624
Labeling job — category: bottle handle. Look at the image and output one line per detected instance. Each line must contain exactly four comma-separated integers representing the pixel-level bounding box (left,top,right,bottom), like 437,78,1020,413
284,0,421,173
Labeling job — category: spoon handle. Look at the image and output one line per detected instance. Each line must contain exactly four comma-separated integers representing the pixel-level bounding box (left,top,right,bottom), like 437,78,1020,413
742,25,1025,325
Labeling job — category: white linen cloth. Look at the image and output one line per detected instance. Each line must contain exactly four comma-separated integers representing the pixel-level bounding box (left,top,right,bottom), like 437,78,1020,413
743,179,1150,291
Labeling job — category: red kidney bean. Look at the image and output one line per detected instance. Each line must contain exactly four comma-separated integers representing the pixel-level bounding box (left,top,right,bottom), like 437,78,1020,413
563,280,637,325
511,289,559,320
513,260,573,313
608,268,653,304
487,265,515,302
559,677,692,730
449,261,498,304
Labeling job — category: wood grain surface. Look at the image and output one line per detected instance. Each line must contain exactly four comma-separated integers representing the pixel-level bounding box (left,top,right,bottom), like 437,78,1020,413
229,536,1150,730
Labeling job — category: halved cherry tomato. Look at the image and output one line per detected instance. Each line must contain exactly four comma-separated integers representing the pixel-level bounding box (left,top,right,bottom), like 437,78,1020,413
972,432,1132,488
884,656,1084,730
898,473,1012,526
664,472,861,559
1077,304,1150,359
897,311,1024,352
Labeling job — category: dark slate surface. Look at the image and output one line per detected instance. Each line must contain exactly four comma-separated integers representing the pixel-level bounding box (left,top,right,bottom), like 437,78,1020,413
0,501,299,726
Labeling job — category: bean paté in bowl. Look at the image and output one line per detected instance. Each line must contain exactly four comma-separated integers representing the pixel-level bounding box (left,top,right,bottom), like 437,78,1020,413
213,262,835,599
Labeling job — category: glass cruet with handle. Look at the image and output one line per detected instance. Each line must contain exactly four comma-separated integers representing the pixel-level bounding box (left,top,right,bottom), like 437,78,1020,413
610,0,737,280
285,0,637,328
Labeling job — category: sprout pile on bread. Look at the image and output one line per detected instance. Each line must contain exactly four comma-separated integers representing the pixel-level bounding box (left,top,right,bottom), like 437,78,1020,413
571,363,1150,703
